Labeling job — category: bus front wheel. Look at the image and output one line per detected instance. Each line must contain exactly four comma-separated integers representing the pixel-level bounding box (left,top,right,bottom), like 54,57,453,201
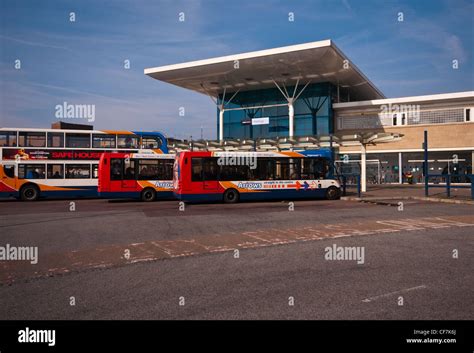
20,184,40,201
141,188,156,202
326,186,341,200
223,188,239,204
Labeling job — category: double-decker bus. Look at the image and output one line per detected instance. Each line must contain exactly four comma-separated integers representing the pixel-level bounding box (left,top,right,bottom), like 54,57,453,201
173,149,341,203
98,152,175,201
0,127,168,200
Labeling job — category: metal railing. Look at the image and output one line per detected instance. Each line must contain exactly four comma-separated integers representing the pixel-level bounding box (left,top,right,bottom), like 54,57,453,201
425,174,474,199
339,174,361,198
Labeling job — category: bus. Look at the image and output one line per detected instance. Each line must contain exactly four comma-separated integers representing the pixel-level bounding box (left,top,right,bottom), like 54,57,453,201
0,127,168,200
98,152,175,201
173,149,341,203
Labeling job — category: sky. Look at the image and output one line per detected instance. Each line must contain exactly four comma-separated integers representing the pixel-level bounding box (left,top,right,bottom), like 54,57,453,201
1,0,473,139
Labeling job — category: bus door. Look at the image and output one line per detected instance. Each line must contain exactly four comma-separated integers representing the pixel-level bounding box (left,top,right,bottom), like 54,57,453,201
121,158,137,189
191,157,218,192
202,158,219,191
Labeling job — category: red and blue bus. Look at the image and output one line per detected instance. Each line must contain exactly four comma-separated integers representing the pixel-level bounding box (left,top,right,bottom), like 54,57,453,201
173,149,341,203
98,152,175,201
0,127,168,200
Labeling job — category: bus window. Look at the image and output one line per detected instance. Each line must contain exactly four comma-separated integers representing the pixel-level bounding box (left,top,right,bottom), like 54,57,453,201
276,158,301,180
141,136,162,149
93,134,116,148
304,158,329,179
18,164,46,179
124,159,136,180
47,132,64,147
255,159,275,180
137,160,157,180
159,160,174,180
19,132,46,147
0,131,17,147
3,165,15,178
92,164,99,178
110,159,123,180
66,133,91,148
66,164,90,179
219,164,252,181
47,164,64,179
117,135,139,149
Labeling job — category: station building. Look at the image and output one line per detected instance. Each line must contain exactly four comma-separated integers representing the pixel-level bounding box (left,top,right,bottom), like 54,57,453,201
145,40,474,190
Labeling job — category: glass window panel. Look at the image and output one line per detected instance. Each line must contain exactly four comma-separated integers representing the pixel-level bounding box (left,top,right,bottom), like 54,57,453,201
47,164,64,179
18,164,46,179
65,164,90,179
66,133,90,148
19,132,46,147
47,133,64,147
3,165,15,178
0,131,17,147
92,134,116,148
117,135,139,148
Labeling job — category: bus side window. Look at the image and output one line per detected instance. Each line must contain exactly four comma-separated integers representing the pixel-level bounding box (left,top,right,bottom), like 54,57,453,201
141,136,161,149
110,159,123,180
313,158,329,179
18,164,46,179
47,164,64,179
160,160,174,180
3,165,15,178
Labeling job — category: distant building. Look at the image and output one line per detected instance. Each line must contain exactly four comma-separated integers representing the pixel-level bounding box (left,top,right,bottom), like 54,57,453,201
51,122,94,130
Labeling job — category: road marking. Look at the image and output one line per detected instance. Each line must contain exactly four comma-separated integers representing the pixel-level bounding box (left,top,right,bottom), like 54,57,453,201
362,285,427,303
1,215,472,285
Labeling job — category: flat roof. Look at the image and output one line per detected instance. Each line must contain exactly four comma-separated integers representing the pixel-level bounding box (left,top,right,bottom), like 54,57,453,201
145,40,385,101
333,91,474,109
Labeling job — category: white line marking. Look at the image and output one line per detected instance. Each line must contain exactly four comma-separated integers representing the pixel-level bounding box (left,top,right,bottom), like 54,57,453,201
362,285,427,303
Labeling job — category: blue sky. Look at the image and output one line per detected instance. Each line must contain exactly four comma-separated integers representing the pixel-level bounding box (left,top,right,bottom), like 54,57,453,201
1,0,473,139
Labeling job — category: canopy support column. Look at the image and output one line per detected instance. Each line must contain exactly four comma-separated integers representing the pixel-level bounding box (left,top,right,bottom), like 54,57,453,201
219,109,225,141
288,99,294,137
200,84,240,142
272,79,311,138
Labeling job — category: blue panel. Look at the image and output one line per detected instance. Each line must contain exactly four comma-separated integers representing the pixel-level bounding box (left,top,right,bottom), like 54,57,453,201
133,131,168,153
219,82,335,139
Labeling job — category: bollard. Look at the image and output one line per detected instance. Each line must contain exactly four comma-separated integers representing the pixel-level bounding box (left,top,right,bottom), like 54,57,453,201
446,175,451,198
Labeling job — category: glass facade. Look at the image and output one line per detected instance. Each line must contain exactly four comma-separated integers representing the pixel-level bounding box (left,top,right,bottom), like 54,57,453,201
337,151,473,184
218,82,335,139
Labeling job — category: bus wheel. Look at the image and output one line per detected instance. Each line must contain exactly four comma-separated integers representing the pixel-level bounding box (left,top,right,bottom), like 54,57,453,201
20,184,40,201
141,188,156,202
326,186,341,200
223,188,239,203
